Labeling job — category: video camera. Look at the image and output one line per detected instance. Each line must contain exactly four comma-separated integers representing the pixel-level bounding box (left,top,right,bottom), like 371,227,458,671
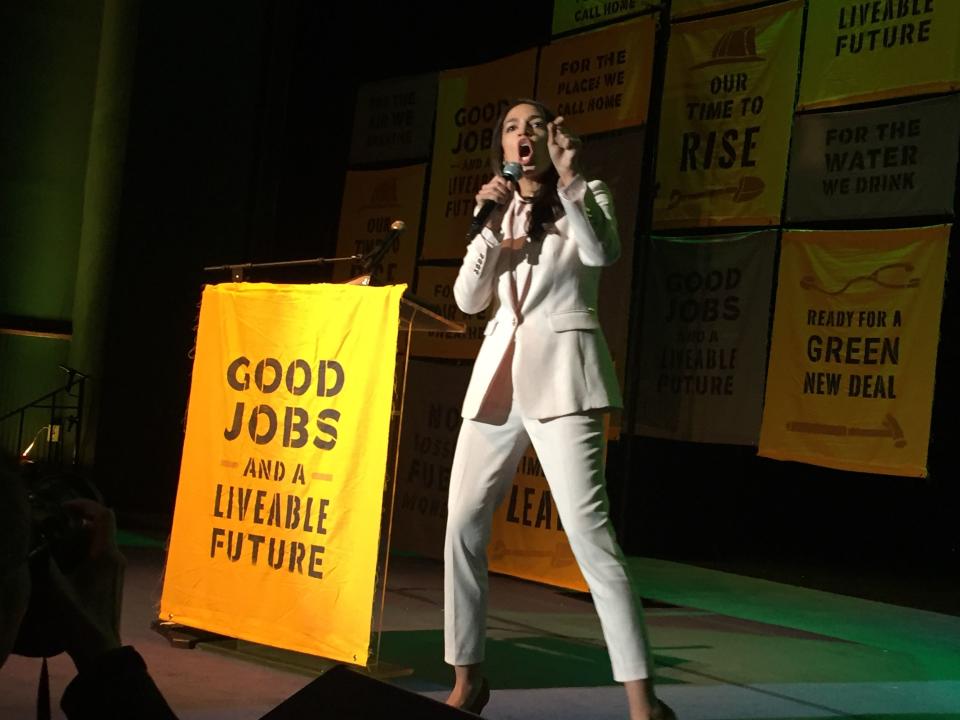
14,466,103,658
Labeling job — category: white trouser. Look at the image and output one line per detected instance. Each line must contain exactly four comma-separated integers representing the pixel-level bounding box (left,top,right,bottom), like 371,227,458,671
443,401,651,682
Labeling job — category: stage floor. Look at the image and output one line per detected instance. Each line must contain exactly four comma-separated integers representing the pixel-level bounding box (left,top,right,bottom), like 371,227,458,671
2,544,959,719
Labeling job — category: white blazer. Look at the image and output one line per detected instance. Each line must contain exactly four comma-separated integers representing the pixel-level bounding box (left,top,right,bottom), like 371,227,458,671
454,176,624,420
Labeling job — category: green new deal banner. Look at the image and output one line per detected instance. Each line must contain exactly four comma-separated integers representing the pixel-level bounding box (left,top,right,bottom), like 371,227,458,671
634,231,776,445
759,225,950,477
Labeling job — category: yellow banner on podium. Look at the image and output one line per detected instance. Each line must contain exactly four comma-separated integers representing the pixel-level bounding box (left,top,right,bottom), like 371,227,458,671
758,226,949,477
160,282,405,664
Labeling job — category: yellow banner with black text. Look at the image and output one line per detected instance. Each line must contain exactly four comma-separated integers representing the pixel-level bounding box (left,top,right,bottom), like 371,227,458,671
798,0,960,110
160,282,405,664
758,226,949,477
552,0,649,37
489,446,588,592
423,51,537,260
654,0,803,228
538,16,656,136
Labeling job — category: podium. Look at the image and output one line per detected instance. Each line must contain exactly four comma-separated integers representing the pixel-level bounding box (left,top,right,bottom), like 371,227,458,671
156,283,464,676
369,294,464,670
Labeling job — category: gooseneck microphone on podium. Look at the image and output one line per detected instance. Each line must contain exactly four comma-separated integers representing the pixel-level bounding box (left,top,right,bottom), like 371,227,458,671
362,219,406,275
466,161,523,240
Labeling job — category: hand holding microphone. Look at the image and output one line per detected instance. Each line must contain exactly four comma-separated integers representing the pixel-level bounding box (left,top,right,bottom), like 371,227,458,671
467,161,523,240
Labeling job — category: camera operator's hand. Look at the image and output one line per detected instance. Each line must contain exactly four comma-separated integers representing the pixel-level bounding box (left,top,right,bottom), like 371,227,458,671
42,499,125,670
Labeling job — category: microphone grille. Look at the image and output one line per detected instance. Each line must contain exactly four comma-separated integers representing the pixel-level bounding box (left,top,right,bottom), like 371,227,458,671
502,162,523,183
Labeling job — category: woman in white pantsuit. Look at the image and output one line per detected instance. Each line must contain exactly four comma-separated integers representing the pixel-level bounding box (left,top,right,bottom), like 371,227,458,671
443,100,675,720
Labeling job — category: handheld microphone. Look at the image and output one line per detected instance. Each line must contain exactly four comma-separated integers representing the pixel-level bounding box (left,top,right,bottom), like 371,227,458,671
466,161,523,240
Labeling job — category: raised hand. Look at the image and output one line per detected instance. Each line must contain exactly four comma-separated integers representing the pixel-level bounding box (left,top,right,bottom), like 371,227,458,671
547,116,582,187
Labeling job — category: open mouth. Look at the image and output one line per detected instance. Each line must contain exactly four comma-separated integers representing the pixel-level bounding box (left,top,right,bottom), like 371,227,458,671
518,139,533,164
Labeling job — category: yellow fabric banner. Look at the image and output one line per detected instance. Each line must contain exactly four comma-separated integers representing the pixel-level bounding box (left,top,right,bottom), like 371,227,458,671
422,50,537,260
537,16,655,136
160,282,405,664
332,165,426,286
552,0,648,36
488,447,588,592
758,226,950,477
653,0,803,228
798,0,960,110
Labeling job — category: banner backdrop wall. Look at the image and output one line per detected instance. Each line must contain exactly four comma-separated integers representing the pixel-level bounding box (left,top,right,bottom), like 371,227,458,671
332,165,426,285
653,0,804,228
349,73,438,165
786,94,960,222
758,226,950,477
798,0,960,110
537,16,656,136
161,283,405,664
634,231,776,445
422,50,537,260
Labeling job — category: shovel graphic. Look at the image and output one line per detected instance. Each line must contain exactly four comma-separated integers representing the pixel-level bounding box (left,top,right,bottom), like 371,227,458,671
668,175,765,209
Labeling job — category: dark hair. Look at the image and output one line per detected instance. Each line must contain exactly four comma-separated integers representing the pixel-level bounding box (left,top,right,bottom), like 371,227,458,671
491,98,566,242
